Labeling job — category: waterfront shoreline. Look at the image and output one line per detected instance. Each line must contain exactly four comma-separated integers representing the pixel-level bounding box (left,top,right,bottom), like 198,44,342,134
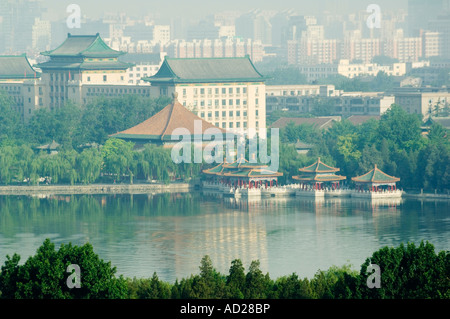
0,183,449,200
0,182,195,195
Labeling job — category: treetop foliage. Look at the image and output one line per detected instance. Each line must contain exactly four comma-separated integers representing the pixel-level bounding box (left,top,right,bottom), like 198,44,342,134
0,239,447,299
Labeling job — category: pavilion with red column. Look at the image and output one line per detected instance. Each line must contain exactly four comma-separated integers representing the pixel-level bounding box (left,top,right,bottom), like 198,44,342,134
292,157,346,190
202,157,283,189
351,164,400,192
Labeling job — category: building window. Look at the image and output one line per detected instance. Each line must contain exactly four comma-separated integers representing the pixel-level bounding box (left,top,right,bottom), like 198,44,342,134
87,76,91,82
229,111,233,117
236,88,240,94
222,99,226,106
222,111,226,117
243,87,247,94
229,99,233,106
222,88,226,94
215,111,219,117
222,122,226,128
200,88,205,95
229,122,233,128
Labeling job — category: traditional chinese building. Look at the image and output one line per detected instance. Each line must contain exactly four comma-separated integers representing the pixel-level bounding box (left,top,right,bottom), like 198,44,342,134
110,92,226,146
202,157,282,190
292,157,346,190
34,33,133,112
0,54,40,120
143,56,266,137
351,164,400,192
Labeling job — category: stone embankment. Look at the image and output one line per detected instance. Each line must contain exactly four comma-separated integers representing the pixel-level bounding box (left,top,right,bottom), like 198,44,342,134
0,183,195,195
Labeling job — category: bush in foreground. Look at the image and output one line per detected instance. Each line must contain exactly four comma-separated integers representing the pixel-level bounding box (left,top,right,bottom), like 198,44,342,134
0,239,448,299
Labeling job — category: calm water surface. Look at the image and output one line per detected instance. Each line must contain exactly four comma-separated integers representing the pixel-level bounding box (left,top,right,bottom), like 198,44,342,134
0,192,448,282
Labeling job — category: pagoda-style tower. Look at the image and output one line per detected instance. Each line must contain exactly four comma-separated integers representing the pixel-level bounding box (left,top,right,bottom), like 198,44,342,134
292,157,346,190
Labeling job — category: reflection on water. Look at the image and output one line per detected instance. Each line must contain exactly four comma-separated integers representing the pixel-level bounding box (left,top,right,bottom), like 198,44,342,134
0,193,448,282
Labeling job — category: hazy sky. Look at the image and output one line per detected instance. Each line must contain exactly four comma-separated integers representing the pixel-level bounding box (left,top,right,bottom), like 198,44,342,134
42,0,409,21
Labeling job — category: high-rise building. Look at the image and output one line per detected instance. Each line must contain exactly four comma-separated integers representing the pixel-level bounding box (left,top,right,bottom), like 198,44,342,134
0,0,44,53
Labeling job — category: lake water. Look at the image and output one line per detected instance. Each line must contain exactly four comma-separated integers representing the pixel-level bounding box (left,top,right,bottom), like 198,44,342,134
0,191,448,283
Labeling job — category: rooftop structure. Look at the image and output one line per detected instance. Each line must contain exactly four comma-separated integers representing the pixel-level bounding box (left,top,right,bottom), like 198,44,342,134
144,56,265,85
203,157,283,189
144,56,267,137
270,117,338,130
36,33,132,71
0,54,40,80
351,164,400,190
110,93,225,144
293,157,346,190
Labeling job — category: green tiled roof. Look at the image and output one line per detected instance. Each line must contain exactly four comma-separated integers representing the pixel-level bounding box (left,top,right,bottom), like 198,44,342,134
0,54,40,79
203,158,282,178
144,56,265,83
351,165,400,184
35,60,132,71
41,33,125,58
292,174,346,182
298,157,340,173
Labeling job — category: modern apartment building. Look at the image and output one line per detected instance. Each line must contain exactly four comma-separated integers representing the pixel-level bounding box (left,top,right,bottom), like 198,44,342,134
265,84,395,117
144,56,266,136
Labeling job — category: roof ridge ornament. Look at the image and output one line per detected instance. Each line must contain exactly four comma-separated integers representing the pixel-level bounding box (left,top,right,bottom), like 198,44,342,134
172,91,178,102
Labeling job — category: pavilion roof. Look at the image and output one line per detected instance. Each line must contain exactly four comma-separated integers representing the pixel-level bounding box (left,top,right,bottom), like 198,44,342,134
0,54,40,79
292,174,346,182
298,157,341,173
110,93,226,142
144,56,265,84
203,158,282,178
351,165,400,184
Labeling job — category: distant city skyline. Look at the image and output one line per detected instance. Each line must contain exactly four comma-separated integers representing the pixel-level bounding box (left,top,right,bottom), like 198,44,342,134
40,0,409,21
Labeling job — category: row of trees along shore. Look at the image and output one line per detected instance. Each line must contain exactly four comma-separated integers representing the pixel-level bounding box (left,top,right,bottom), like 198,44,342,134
0,239,448,299
0,91,449,191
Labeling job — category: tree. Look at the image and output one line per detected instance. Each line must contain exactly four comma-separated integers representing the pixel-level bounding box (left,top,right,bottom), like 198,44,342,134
191,255,225,299
226,259,246,299
311,98,334,116
377,104,423,151
101,138,135,183
0,91,24,143
244,260,272,299
0,239,128,299
359,241,449,299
